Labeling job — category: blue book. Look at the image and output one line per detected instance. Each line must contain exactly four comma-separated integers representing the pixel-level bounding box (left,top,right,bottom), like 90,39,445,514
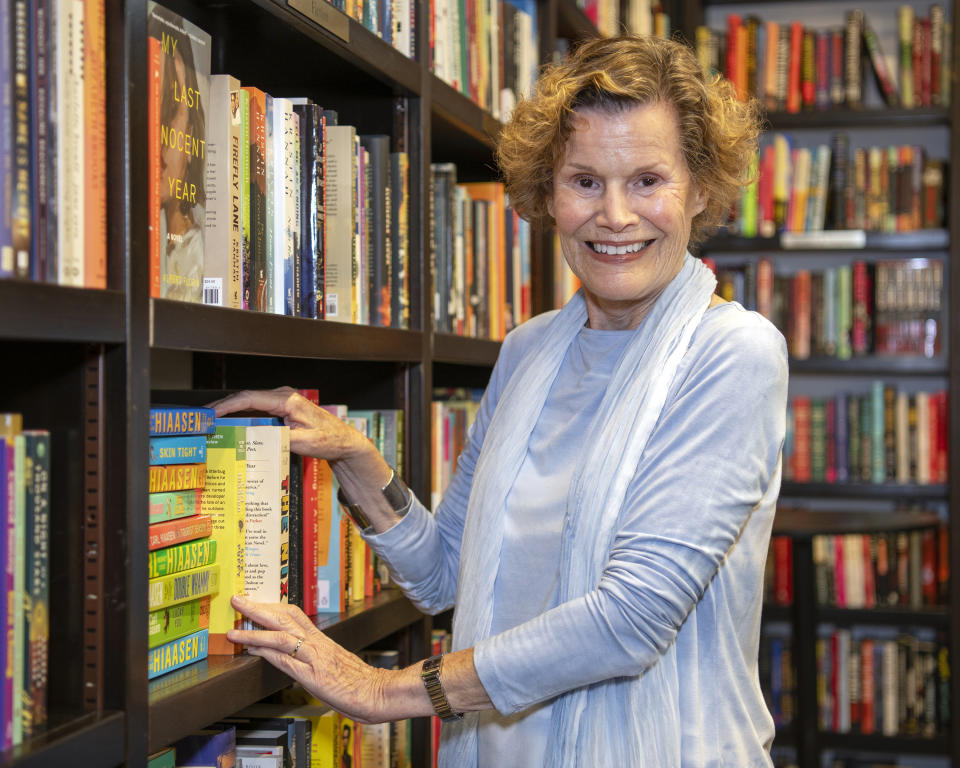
215,417,282,426
149,435,208,465
147,628,209,679
149,407,216,436
174,725,237,766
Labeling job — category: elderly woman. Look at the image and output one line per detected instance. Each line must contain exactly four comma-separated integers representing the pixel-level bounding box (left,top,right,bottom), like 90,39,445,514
217,34,787,767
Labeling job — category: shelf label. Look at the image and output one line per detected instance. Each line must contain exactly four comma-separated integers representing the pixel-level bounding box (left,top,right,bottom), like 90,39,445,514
288,0,350,42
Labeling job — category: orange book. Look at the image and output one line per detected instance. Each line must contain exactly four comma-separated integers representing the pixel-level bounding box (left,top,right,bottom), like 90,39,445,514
786,21,803,113
149,36,163,297
84,0,107,288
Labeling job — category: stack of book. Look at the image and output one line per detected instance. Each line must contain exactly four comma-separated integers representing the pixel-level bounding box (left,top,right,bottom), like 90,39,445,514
0,414,49,747
147,406,219,679
146,2,412,328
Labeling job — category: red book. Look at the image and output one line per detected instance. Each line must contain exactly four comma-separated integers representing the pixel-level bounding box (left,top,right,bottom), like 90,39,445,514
918,17,932,107
727,15,744,98
936,390,948,482
773,536,793,604
861,535,876,608
833,534,846,607
860,638,876,734
922,528,937,604
851,261,872,355
825,397,837,483
786,21,803,113
298,388,321,616
148,514,213,551
937,524,949,603
756,257,774,320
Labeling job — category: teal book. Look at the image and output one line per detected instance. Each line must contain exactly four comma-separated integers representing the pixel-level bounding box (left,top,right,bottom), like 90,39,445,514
147,628,209,679
149,435,208,465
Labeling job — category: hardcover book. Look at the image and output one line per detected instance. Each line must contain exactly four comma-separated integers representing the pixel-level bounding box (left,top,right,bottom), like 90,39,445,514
149,406,216,436
147,1,211,302
147,627,210,679
148,595,211,649
148,538,217,579
149,513,214,550
148,562,221,611
149,435,208,465
149,462,207,493
148,488,203,524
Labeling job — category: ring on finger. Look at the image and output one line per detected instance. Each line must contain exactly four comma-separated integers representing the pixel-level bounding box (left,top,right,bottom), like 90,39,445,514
290,636,304,658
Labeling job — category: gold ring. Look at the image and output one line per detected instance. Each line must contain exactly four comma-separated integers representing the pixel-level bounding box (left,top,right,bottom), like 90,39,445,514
290,637,303,658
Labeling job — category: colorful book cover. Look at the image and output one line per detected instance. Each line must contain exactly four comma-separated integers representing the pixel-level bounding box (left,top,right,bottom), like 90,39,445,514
149,463,207,494
10,0,33,281
239,86,251,309
315,460,344,613
9,434,25,745
149,435,208,465
297,389,320,615
21,431,49,737
148,538,217,579
241,85,268,312
242,426,291,622
148,563,221,611
147,627,209,679
149,406,216,436
148,595,211,649
0,440,7,746
174,725,237,767
147,747,176,768
146,1,211,302
149,513,214,551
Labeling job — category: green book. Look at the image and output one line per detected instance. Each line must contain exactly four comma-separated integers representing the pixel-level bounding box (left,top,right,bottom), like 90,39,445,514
148,563,221,611
149,596,211,649
148,538,217,579
147,747,176,768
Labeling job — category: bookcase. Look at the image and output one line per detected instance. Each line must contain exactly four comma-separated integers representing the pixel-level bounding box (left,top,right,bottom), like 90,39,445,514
3,1,958,767
676,1,960,766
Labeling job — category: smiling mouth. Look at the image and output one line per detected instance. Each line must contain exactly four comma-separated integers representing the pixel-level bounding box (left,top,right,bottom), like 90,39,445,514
587,240,654,255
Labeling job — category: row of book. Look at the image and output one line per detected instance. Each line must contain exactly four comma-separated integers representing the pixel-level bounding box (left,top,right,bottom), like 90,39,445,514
430,166,532,340
429,0,538,121
764,521,948,610
696,6,952,111
146,401,404,680
711,258,944,362
148,684,412,768
0,0,107,286
431,389,483,509
784,387,949,486
148,3,412,327
817,627,948,737
0,415,49,748
578,0,671,40
728,134,946,239
550,233,582,310
759,628,795,729
324,0,414,58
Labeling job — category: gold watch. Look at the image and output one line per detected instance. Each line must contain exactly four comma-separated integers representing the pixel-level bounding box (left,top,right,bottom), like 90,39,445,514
420,654,464,722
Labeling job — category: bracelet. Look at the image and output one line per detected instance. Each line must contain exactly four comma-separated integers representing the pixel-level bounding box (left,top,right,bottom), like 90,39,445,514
420,655,464,723
337,469,411,530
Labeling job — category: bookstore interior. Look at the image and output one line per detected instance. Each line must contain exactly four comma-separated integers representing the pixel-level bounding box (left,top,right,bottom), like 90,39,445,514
0,0,958,765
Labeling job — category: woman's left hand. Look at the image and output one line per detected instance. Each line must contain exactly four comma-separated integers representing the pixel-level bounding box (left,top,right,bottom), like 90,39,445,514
226,595,395,724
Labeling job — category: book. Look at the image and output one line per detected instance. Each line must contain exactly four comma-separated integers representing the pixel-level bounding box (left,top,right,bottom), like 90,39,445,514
148,538,217,579
147,747,176,768
360,135,391,327
862,18,898,107
174,725,237,766
147,627,209,679
204,74,244,308
147,1,211,302
148,513,213,550
242,85,268,312
149,435,208,465
148,595,211,649
148,563,220,611
290,100,322,320
148,462,207,493
83,0,107,288
201,424,247,655
148,488,203,524
323,123,357,323
149,406,216,436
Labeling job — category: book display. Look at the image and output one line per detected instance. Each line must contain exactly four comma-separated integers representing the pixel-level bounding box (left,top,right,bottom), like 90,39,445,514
683,1,959,766
1,0,958,765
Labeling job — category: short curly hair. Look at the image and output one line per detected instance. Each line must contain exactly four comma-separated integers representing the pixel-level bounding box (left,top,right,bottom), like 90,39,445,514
496,34,761,246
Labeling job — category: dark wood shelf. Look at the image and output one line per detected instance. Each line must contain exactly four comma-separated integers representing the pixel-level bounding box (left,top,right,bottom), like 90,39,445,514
818,731,949,756
779,483,948,501
430,78,501,149
151,299,423,361
765,107,950,129
0,281,125,343
702,229,949,254
0,711,125,768
774,508,942,537
788,356,948,376
762,603,792,622
148,589,424,752
815,605,950,628
432,333,501,366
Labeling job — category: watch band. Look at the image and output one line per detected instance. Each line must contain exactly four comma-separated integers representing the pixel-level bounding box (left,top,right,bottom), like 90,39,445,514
337,470,411,530
420,654,464,722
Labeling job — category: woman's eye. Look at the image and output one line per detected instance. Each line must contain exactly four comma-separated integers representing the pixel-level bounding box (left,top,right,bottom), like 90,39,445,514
576,177,596,189
638,175,658,187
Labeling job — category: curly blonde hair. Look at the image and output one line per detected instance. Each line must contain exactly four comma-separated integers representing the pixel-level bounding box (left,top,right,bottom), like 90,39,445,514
496,34,761,246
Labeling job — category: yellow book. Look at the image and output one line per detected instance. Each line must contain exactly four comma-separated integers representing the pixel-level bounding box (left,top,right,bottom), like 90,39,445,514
148,563,221,611
201,425,247,654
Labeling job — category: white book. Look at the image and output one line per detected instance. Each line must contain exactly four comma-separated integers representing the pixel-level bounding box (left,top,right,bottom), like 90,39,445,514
282,100,301,317
323,124,357,322
265,94,276,313
242,425,291,626
56,0,85,286
881,640,898,735
204,74,244,308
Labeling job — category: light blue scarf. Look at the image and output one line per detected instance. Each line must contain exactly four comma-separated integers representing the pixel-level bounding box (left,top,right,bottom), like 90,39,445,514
440,253,717,767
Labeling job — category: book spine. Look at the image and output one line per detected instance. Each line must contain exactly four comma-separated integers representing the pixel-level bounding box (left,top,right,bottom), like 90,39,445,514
83,0,106,288
240,87,250,309
899,5,915,108
148,463,207,493
21,433,48,737
148,488,203,524
0,0,12,279
243,86,268,312
148,406,216,436
149,435,207,465
10,0,32,280
57,0,85,286
297,389,320,616
148,538,217,579
147,628,209,679
9,435,25,745
148,514,213,551
147,563,221,611
147,595,210,648
844,10,863,108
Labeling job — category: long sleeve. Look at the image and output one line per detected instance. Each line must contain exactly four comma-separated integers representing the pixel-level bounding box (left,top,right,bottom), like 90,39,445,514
472,311,788,716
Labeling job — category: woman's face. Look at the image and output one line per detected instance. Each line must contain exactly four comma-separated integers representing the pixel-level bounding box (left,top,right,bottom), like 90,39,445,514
549,101,706,330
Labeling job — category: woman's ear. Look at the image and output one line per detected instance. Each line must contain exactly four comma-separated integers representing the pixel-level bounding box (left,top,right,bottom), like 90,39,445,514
690,183,708,218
